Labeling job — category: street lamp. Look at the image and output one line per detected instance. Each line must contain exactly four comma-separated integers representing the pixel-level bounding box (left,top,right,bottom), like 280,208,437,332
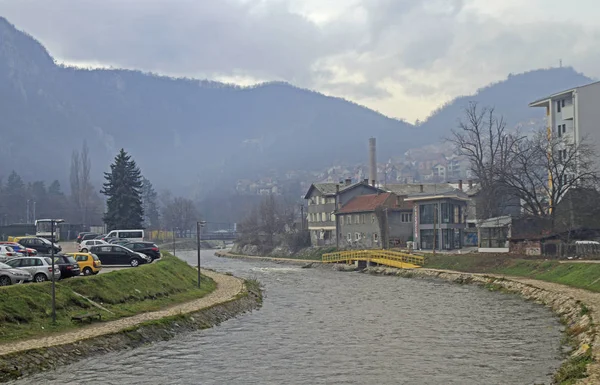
50,219,64,323
196,221,206,288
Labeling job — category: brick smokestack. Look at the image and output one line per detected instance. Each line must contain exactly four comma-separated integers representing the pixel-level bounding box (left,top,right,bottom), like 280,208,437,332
369,137,377,187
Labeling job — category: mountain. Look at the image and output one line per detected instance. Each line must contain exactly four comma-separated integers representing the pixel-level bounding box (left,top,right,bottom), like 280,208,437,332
418,67,594,139
0,17,413,194
0,16,595,196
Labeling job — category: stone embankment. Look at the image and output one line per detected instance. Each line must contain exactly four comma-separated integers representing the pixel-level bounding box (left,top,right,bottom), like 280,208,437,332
0,270,262,383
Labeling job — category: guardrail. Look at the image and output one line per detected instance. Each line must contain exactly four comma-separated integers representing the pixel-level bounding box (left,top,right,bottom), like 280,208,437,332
322,249,424,268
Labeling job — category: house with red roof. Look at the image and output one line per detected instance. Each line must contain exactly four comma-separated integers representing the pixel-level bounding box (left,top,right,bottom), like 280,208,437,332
336,192,414,249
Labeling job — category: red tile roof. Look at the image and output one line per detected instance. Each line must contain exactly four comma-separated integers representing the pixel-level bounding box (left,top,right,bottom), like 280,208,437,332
337,193,392,214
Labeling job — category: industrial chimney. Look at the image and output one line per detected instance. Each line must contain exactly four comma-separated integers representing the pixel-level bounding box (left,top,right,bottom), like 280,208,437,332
369,137,377,187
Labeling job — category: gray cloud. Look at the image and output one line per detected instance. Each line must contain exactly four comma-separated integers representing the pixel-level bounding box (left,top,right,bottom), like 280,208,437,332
1,0,600,120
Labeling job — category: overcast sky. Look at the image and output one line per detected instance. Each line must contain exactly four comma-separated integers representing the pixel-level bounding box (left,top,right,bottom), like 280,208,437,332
1,0,600,122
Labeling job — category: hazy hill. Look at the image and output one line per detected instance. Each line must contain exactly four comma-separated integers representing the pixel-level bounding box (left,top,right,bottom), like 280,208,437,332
418,67,594,138
0,16,596,196
0,17,413,193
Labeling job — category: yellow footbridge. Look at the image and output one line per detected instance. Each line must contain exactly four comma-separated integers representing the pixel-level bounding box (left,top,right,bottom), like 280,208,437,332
322,250,424,269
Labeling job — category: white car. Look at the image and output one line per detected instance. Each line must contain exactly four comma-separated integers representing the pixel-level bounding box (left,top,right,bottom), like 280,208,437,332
0,245,22,262
79,239,108,252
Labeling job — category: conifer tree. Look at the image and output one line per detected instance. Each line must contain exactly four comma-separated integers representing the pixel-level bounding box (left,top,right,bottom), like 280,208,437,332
101,149,144,230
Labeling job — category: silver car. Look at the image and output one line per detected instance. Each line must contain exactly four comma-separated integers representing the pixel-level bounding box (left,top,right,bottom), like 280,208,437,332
0,262,32,285
6,257,62,283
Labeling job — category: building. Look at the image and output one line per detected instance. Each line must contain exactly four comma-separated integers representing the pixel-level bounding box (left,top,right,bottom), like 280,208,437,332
530,80,600,176
405,190,470,251
477,216,511,253
304,179,382,246
336,192,413,249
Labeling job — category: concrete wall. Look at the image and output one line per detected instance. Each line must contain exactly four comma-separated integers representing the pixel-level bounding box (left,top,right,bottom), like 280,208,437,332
576,84,600,167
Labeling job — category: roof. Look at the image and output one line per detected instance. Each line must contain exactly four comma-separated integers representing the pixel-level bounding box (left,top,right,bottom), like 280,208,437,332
303,181,383,199
384,183,452,196
337,193,392,214
478,216,512,228
404,189,470,202
529,80,600,107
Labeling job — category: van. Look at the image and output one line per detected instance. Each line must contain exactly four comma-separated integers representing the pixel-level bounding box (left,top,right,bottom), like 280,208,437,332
105,229,144,242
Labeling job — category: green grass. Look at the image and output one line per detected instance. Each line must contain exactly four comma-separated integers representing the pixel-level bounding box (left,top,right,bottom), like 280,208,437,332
423,254,600,293
0,254,215,342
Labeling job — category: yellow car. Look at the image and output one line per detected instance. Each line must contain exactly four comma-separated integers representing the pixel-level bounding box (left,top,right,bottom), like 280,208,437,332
66,252,102,276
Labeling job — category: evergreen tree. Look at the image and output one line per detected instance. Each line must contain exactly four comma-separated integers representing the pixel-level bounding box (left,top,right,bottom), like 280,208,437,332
101,149,144,230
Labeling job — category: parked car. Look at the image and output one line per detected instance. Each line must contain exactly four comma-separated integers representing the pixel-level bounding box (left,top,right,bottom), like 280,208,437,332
0,245,21,262
6,256,61,282
93,234,106,240
110,239,130,246
79,239,108,252
0,242,37,256
104,237,119,243
18,237,61,255
89,244,151,267
0,262,32,286
76,232,93,244
53,255,81,278
121,242,161,261
80,233,100,242
66,252,102,276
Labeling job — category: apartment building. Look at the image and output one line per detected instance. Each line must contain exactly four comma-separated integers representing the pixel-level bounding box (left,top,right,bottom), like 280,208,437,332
530,80,600,175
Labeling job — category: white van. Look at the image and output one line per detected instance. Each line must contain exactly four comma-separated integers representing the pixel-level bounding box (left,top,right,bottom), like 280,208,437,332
106,229,145,242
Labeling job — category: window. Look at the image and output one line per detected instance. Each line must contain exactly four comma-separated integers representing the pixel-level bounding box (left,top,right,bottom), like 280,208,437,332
345,215,351,225
347,233,352,242
354,215,360,224
321,212,327,222
557,125,562,138
419,204,436,224
373,233,379,242
562,99,566,108
361,214,366,224
564,174,568,185
371,214,376,223
355,232,361,241
557,100,562,112
330,214,336,222
401,213,412,223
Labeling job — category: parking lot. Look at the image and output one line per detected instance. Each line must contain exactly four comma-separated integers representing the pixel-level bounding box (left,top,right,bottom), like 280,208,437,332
56,242,132,275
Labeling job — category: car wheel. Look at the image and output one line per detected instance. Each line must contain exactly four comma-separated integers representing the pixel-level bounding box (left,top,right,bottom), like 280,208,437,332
34,273,47,283
0,276,11,286
81,248,88,253
83,267,93,276
130,258,140,267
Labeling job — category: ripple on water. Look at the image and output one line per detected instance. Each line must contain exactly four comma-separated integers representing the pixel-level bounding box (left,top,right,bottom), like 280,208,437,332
14,251,563,385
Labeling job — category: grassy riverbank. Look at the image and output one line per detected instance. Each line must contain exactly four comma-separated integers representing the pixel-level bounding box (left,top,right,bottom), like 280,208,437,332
424,253,600,293
0,254,215,342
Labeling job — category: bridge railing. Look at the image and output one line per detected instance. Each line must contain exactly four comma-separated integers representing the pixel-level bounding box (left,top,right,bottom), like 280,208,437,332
322,249,424,267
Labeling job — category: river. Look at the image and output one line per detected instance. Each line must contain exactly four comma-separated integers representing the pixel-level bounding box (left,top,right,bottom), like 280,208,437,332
14,250,563,385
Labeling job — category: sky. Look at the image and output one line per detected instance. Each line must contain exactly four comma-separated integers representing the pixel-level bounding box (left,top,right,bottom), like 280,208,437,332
1,0,600,123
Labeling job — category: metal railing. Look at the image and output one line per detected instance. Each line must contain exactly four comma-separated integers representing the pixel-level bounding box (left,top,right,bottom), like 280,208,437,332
322,249,424,268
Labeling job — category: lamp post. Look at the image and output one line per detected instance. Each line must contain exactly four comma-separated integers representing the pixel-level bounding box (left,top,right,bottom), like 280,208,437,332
50,219,64,324
197,221,206,288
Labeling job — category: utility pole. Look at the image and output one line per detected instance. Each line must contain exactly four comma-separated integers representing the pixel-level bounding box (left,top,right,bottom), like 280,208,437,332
196,221,206,288
50,219,64,324
433,204,437,256
26,200,30,224
33,201,36,223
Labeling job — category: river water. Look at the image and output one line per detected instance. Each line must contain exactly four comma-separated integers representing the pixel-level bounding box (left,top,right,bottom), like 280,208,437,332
15,251,563,385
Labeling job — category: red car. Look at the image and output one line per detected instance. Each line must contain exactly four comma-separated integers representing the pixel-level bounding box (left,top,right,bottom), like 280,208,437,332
0,242,37,256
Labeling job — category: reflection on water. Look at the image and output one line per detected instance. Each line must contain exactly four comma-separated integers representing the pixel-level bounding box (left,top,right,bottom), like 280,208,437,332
15,251,562,385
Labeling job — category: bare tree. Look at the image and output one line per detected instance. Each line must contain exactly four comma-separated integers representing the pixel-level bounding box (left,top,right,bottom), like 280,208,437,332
499,129,599,220
162,197,199,233
448,102,523,219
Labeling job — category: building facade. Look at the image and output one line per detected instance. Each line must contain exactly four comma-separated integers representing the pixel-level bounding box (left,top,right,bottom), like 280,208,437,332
336,192,413,249
530,80,600,177
405,190,469,251
304,179,382,246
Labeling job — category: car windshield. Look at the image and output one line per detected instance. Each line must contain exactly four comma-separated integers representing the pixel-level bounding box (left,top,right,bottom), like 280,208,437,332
66,256,77,264
0,262,12,269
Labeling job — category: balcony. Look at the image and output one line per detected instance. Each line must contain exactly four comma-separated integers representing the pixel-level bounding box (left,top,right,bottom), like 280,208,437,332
562,104,574,120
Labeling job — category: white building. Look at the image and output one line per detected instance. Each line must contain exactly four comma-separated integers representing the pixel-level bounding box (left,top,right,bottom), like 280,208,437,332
530,80,600,158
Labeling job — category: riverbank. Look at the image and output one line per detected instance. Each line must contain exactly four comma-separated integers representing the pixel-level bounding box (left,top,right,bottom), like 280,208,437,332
215,251,321,265
0,257,262,382
0,255,216,342
217,250,598,384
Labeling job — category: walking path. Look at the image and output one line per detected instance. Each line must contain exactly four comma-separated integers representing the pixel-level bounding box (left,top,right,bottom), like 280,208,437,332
0,269,243,357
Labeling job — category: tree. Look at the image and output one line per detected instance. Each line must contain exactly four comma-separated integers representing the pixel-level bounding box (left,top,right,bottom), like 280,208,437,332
499,129,599,220
449,102,522,219
69,141,93,225
161,197,199,233
4,171,26,223
141,177,160,229
101,149,144,230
